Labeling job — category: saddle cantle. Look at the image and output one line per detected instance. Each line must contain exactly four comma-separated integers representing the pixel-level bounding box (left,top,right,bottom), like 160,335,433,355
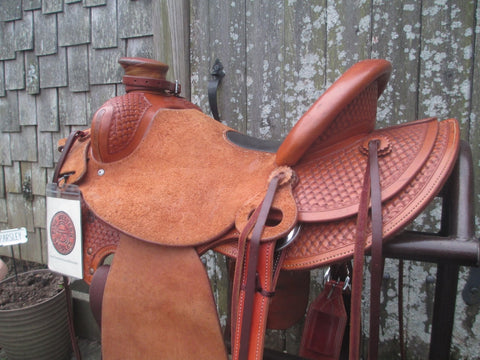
54,57,460,360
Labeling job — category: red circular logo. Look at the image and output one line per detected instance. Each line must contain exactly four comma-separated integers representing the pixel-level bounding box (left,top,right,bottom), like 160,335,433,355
50,211,76,255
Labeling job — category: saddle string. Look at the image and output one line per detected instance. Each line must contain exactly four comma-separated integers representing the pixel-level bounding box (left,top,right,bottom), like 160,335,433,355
349,139,383,360
349,146,372,360
367,139,384,360
52,130,88,184
231,173,285,360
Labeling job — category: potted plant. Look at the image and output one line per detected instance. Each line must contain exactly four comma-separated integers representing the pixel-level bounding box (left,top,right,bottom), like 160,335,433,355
0,256,73,360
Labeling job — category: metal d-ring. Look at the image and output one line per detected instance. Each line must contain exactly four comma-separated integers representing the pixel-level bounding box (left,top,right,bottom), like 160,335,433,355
275,224,302,251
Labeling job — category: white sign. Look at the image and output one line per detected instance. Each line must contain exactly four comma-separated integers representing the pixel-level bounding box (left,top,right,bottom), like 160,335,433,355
46,184,83,279
0,228,28,247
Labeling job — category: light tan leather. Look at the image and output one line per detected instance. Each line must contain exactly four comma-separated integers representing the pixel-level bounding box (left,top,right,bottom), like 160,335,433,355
79,108,297,247
102,234,227,360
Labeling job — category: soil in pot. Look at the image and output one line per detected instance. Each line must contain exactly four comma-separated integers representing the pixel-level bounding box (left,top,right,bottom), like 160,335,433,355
0,270,64,310
0,265,72,360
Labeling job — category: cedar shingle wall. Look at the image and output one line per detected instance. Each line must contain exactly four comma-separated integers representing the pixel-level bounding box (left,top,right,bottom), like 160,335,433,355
0,0,153,263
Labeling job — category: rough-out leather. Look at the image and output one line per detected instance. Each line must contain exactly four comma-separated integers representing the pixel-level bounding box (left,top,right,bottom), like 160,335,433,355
102,234,227,359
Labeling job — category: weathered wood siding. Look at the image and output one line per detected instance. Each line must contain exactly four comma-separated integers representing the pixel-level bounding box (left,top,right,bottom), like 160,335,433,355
188,0,480,358
0,1,154,263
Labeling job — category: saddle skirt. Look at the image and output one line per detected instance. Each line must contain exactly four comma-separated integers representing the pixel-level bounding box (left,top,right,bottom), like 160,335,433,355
55,57,459,283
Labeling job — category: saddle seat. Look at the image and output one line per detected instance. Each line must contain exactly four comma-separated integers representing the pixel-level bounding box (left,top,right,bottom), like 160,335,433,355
54,57,460,360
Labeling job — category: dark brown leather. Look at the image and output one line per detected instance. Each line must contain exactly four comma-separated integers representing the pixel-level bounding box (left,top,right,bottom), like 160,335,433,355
300,280,347,360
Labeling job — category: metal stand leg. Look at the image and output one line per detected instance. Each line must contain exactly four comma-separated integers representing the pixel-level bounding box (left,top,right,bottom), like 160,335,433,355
429,263,459,360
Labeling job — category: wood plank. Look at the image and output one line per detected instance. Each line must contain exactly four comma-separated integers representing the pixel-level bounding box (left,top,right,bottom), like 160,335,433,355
418,0,475,137
0,91,20,132
207,0,248,131
371,1,422,126
416,0,476,232
59,88,87,126
325,0,372,82
91,0,118,49
5,55,25,91
24,0,42,11
283,1,327,131
83,0,106,7
25,51,40,95
42,0,63,14
39,48,67,88
189,0,211,112
37,88,59,132
10,126,37,162
19,228,44,263
118,0,153,39
0,61,4,96
34,11,57,56
58,2,90,46
245,1,285,139
0,133,12,166
31,163,47,196
14,11,34,51
33,196,45,229
7,193,34,232
0,166,4,199
89,48,124,85
67,45,89,92
126,36,154,59
0,198,6,223
0,21,15,60
18,90,37,126
4,163,22,194
0,0,22,22
36,129,54,168
154,0,191,99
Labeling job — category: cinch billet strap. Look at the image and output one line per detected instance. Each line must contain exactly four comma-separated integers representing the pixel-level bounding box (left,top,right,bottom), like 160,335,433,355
349,140,383,360
368,139,384,360
231,174,282,360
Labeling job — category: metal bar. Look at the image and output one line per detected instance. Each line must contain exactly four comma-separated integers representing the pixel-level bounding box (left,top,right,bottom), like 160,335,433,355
429,263,459,360
384,141,478,360
383,233,478,266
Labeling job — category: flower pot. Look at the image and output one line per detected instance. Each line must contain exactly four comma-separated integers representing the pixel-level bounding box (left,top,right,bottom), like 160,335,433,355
0,269,71,360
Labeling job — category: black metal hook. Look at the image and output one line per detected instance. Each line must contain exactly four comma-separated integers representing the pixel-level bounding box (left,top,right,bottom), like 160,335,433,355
208,59,225,122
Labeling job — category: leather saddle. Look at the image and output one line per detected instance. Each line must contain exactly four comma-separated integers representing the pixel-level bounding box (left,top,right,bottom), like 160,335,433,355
54,57,459,359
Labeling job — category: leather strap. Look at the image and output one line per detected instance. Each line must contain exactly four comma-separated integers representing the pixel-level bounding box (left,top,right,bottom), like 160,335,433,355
122,75,181,95
368,140,383,360
63,276,82,360
232,174,282,360
349,146,371,359
89,265,111,328
53,130,88,184
349,140,382,360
